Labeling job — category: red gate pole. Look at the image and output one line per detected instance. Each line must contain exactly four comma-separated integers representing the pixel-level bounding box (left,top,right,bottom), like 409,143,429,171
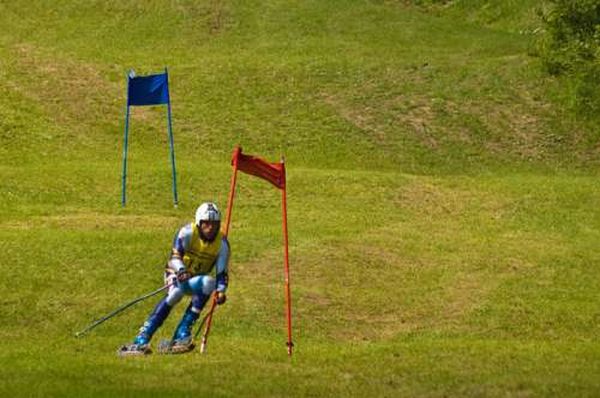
200,146,241,354
223,146,241,237
281,158,294,356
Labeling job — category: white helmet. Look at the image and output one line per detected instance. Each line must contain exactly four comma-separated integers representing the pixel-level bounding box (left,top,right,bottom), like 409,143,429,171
195,202,221,225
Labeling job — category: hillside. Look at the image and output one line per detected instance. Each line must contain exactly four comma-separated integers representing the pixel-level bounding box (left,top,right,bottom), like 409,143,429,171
0,1,599,397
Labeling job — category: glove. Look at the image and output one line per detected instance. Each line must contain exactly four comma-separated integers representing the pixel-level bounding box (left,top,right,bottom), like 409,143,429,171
166,273,177,287
216,292,227,305
176,268,191,283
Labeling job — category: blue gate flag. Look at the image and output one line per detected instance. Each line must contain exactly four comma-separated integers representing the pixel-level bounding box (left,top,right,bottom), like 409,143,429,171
127,71,170,106
122,68,178,207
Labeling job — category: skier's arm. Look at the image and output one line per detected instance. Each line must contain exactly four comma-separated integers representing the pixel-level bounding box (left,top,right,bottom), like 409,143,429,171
168,225,192,274
215,238,230,293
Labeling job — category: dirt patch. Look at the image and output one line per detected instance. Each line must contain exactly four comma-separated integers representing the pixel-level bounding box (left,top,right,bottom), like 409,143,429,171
209,0,225,35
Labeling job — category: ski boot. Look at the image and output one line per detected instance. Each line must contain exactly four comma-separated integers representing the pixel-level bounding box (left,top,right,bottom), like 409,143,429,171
157,294,209,355
117,298,171,357
170,303,201,354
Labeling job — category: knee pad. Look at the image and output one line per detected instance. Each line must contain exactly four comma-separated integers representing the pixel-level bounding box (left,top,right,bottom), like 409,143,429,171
202,276,216,295
188,275,215,296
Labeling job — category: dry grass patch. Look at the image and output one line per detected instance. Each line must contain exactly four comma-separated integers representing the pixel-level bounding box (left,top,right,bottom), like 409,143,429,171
9,43,121,130
1,213,180,231
321,90,440,150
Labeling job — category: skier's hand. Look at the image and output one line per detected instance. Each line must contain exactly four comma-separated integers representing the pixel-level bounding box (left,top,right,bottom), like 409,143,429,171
176,269,191,283
216,292,227,305
166,273,177,287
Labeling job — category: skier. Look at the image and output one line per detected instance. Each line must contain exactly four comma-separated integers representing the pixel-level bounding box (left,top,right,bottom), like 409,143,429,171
119,202,229,356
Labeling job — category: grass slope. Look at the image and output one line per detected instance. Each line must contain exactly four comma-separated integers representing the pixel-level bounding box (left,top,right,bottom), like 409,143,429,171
0,1,599,397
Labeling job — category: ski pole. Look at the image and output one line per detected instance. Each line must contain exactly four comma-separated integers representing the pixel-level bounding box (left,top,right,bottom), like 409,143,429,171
75,283,172,338
193,310,213,340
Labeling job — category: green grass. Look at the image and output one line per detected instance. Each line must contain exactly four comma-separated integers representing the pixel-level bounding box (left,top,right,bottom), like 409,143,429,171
1,1,599,397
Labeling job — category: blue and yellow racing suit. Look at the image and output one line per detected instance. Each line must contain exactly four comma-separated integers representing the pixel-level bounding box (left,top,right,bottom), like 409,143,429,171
164,222,230,309
131,222,230,347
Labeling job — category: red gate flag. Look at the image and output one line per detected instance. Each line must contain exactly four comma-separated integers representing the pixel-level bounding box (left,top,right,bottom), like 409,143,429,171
232,147,285,189
207,146,294,356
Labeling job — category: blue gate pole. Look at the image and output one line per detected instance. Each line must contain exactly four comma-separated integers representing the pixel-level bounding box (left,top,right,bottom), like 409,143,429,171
165,68,179,207
121,75,131,207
